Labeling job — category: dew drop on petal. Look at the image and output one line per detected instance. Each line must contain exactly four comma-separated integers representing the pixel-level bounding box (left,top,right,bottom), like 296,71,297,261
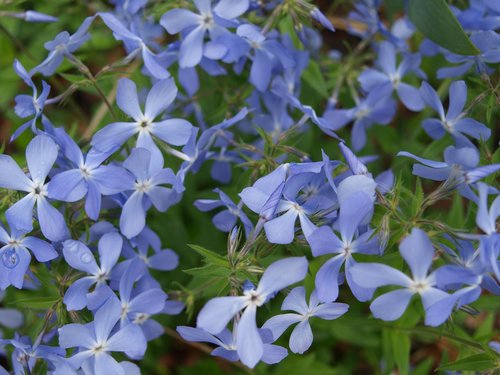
2,248,19,269
80,253,92,264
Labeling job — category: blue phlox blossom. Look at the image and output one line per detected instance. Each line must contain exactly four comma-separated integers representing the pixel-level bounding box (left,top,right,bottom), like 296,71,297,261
5,10,57,23
397,146,500,202
117,261,167,341
351,228,450,322
234,24,295,91
48,128,134,220
455,1,500,31
62,232,122,311
91,77,193,170
322,83,396,151
0,135,69,242
0,334,66,374
119,147,183,239
358,41,425,111
0,219,57,289
160,0,248,68
262,287,348,354
177,325,287,364
196,256,308,368
58,296,147,374
437,31,500,79
308,191,378,302
32,16,95,76
420,80,491,146
12,59,51,141
195,188,254,237
99,12,170,79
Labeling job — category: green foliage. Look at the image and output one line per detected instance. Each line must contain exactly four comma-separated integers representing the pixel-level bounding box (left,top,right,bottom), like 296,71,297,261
408,0,480,55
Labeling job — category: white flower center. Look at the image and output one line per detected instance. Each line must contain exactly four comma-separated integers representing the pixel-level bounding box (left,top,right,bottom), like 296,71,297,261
135,179,152,193
245,290,265,307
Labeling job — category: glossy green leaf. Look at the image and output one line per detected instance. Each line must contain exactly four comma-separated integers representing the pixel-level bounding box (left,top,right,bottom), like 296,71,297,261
408,0,480,55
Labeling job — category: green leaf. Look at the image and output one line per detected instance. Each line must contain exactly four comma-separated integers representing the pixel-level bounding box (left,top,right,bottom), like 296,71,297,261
13,297,60,309
408,0,480,55
302,60,328,98
447,193,464,228
438,353,498,371
187,244,229,267
412,177,424,216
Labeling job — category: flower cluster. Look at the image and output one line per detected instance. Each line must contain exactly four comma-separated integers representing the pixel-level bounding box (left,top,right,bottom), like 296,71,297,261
0,0,498,373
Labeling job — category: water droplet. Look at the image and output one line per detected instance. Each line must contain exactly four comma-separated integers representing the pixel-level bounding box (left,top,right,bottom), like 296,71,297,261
2,248,19,269
80,253,92,264
67,242,79,253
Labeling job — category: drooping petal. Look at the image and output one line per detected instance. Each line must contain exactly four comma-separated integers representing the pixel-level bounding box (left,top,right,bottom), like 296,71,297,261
197,296,248,334
144,78,178,120
160,9,200,34
116,78,143,120
350,263,413,288
370,289,414,321
261,313,302,341
399,228,434,281
37,197,68,242
6,194,36,232
91,122,138,153
289,320,313,354
257,256,308,298
97,232,123,273
176,326,223,346
312,302,349,320
26,135,58,182
150,119,193,147
236,304,263,368
315,254,345,303
63,277,96,311
22,236,57,262
0,155,32,192
264,209,298,244
120,192,146,239
179,26,206,68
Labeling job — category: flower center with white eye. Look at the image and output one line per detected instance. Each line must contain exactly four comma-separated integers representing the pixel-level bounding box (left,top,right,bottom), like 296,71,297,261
200,14,213,29
301,185,318,200
91,342,107,354
442,119,454,132
138,253,150,265
250,40,261,49
410,281,429,294
389,74,400,87
80,165,92,179
355,108,370,119
133,313,150,325
31,182,47,197
245,290,264,307
7,239,20,247
343,243,352,257
135,180,152,193
95,271,109,284
121,303,129,318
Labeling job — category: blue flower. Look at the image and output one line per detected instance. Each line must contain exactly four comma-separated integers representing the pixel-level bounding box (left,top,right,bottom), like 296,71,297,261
11,60,51,141
419,80,491,146
47,128,134,220
262,287,348,354
0,220,57,289
62,233,122,311
196,257,308,368
323,84,396,151
119,148,183,239
99,12,171,79
91,78,193,170
351,228,449,323
195,189,254,237
358,41,425,111
398,146,500,202
437,31,500,78
33,16,95,76
308,191,378,302
0,135,69,241
160,0,248,68
58,297,147,374
177,326,287,364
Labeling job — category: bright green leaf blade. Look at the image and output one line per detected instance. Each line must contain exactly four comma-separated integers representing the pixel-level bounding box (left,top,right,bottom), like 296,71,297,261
438,353,498,371
408,0,480,55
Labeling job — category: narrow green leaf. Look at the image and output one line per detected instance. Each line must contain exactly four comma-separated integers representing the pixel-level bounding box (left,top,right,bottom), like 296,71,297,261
408,0,480,55
187,244,228,267
13,297,60,309
412,177,424,216
302,60,328,98
438,353,498,371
